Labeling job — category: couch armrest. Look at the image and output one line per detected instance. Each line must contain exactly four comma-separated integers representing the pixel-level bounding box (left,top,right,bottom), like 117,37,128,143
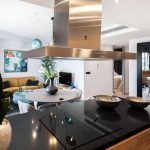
38,83,43,88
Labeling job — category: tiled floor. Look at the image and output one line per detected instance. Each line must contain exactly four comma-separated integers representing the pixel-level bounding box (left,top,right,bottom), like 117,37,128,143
6,100,20,117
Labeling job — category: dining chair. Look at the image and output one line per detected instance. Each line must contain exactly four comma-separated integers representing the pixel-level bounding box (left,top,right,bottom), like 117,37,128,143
37,102,56,110
18,101,35,114
69,89,82,103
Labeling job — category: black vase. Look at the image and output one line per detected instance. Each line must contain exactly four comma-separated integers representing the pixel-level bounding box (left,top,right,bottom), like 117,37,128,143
46,77,58,95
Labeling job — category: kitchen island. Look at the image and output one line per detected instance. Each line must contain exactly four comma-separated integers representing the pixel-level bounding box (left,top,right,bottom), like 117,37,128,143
8,99,150,150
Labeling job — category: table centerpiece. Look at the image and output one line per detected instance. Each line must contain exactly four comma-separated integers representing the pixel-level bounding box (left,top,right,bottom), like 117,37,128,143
39,57,58,95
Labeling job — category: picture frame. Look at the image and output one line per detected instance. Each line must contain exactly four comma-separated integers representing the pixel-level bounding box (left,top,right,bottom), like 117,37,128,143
4,49,27,73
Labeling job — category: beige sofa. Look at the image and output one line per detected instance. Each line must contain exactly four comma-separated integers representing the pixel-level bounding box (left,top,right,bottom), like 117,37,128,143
3,76,43,94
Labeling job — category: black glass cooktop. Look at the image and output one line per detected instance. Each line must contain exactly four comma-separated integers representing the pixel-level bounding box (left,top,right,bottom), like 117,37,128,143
40,105,121,150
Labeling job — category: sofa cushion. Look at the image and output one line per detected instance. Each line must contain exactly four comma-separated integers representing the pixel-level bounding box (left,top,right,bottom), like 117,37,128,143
20,86,40,90
26,80,39,86
2,80,10,89
3,87,20,93
18,77,35,86
3,78,19,87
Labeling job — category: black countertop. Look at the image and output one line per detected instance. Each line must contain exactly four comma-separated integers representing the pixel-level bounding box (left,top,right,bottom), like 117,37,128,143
8,100,150,150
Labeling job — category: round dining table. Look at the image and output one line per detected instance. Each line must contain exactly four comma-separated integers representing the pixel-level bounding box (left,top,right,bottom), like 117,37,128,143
25,88,82,109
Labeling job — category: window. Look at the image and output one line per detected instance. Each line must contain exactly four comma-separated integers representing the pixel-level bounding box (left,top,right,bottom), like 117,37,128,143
142,53,150,70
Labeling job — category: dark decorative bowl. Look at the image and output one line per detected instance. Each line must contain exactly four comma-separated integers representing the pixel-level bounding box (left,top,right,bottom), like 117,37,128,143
46,85,58,95
125,96,150,109
93,95,121,109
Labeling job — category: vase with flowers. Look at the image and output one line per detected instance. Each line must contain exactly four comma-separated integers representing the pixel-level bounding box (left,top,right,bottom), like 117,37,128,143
0,73,12,150
39,57,58,95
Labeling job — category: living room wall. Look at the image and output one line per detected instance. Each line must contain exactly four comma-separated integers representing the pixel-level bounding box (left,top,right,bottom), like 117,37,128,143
0,39,114,98
0,39,42,80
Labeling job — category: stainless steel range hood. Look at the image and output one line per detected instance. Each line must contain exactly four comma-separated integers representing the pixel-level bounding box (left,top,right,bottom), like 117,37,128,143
23,46,136,60
23,0,136,60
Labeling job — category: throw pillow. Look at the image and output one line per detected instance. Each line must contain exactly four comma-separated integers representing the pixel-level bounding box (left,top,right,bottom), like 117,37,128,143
26,80,31,85
26,80,39,86
2,81,10,89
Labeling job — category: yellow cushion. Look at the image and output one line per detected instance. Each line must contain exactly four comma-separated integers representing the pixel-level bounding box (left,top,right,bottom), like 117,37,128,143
3,78,19,87
38,83,43,88
20,86,40,90
18,77,35,86
3,87,20,93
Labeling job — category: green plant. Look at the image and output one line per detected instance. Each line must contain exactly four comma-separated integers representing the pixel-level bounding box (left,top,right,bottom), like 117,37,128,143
0,73,10,124
39,57,58,84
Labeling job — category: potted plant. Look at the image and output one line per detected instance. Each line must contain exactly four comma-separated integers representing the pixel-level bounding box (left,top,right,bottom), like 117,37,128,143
39,57,58,95
0,73,12,150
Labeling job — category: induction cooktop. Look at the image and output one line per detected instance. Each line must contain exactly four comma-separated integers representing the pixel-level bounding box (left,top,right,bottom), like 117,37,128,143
40,107,121,150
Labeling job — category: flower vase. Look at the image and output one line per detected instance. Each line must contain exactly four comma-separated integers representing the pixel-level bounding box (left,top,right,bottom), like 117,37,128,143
0,119,12,150
46,77,58,95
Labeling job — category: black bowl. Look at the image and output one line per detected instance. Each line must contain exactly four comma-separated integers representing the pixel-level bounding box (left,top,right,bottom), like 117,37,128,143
125,96,150,109
94,95,121,109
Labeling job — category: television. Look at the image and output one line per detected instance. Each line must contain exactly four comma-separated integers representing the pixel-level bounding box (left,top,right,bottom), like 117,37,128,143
59,72,72,86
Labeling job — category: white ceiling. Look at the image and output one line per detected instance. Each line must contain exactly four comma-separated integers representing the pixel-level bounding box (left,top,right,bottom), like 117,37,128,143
0,0,150,46
20,0,53,8
102,0,150,46
0,0,53,44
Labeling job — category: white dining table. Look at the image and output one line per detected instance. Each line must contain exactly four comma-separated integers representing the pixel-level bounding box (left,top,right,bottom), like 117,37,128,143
25,88,82,109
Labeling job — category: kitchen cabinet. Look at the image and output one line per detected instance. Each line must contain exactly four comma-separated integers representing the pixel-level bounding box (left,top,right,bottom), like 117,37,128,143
137,128,150,150
106,128,150,150
106,135,137,150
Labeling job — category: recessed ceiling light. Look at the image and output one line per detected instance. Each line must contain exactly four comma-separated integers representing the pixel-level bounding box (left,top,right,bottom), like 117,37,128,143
114,0,120,3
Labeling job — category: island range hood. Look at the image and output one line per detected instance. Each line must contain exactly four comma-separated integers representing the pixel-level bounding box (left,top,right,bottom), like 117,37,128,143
23,0,136,60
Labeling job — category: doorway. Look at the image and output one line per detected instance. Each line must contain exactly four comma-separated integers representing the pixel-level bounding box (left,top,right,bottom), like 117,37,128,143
113,47,124,96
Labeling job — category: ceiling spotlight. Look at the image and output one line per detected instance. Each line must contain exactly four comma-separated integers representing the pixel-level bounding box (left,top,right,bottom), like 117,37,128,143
114,0,120,3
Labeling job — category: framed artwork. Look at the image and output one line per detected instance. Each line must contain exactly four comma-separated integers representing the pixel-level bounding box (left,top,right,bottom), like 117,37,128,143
4,49,27,73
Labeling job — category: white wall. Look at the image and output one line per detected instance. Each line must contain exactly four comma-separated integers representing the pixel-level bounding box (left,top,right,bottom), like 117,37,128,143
84,60,113,99
54,44,114,100
84,44,113,98
0,39,114,99
124,45,129,94
101,44,113,94
0,39,41,80
55,59,113,100
55,60,85,98
0,39,32,50
124,59,129,94
129,36,150,96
